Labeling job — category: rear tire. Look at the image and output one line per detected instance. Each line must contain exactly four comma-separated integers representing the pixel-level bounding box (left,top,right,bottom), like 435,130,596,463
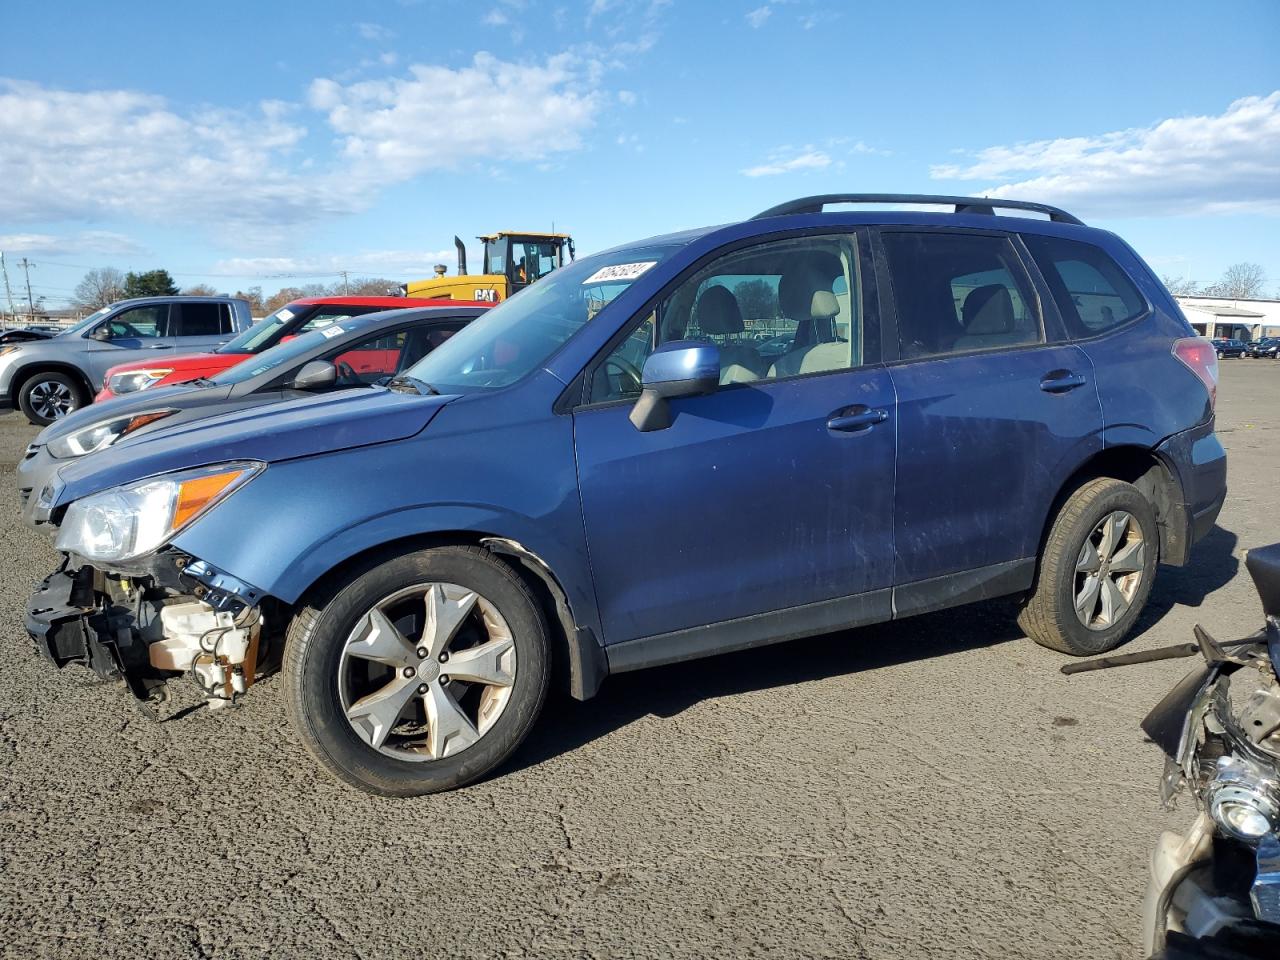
1019,478,1158,656
17,371,86,425
284,545,550,796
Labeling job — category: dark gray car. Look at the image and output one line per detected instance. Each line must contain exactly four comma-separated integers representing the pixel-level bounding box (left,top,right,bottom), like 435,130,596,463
17,305,484,527
0,296,254,425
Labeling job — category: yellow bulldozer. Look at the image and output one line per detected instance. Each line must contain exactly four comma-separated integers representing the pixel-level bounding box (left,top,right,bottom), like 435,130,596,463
400,231,575,303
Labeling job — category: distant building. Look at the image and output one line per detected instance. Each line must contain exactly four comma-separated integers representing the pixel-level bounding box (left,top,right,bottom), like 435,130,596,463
1176,296,1280,340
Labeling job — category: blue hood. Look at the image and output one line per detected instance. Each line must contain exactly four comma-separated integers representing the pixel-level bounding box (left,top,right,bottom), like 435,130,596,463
51,387,454,507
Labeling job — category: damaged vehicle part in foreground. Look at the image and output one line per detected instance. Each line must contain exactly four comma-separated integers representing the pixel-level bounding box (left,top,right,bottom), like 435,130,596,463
1066,543,1280,957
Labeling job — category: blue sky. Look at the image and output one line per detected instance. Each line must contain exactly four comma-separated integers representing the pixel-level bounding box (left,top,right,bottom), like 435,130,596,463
2,0,1279,308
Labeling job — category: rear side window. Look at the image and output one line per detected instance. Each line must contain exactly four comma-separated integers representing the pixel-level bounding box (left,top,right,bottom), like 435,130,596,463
173,302,231,337
1023,235,1146,337
880,232,1042,359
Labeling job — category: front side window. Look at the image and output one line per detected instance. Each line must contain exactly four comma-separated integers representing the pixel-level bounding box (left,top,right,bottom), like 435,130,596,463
108,304,168,338
880,232,1042,358
589,234,864,403
512,241,561,284
1022,235,1147,337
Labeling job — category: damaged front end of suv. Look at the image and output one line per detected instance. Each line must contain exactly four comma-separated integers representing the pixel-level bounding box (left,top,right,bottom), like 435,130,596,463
27,462,271,712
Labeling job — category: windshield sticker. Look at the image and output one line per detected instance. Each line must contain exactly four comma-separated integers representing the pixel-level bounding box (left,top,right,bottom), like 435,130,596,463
320,325,345,340
276,308,294,321
582,262,656,285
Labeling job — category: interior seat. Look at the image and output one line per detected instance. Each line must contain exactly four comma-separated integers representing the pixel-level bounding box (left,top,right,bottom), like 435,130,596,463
694,286,764,384
768,291,848,378
952,284,1016,351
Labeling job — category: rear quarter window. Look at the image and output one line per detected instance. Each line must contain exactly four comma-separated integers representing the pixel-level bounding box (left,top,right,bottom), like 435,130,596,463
1022,235,1147,338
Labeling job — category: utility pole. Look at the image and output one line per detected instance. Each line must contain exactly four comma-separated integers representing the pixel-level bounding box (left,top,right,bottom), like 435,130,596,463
18,258,35,319
340,270,349,296
0,252,16,328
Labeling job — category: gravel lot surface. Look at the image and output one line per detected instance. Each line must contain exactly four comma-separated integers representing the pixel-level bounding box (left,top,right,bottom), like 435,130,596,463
0,360,1276,960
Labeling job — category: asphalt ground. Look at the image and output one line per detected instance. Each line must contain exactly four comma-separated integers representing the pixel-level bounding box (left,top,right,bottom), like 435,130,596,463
1,359,1277,960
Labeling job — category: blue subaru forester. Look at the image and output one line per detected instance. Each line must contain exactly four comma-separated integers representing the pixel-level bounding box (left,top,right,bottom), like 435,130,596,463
26,194,1226,794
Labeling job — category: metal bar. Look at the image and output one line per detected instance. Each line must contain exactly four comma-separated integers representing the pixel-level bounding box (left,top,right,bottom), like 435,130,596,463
750,194,1085,226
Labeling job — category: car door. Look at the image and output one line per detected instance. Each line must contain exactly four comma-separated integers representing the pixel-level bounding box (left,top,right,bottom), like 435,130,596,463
84,303,177,386
572,230,897,647
876,228,1104,608
170,301,236,354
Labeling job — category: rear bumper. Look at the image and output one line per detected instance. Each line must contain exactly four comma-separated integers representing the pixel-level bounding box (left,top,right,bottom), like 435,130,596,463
1156,419,1227,566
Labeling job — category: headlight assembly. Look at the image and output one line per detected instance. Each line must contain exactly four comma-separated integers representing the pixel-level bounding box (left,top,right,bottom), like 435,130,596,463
1207,755,1280,843
46,410,176,459
55,461,263,563
108,368,173,394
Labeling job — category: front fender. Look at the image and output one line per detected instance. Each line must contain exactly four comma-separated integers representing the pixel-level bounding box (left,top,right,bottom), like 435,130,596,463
167,397,598,633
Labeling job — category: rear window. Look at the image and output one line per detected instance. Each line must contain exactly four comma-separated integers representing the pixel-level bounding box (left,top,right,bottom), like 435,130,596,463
173,302,231,337
1022,235,1147,338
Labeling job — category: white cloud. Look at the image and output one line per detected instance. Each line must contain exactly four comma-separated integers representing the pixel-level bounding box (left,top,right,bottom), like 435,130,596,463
482,9,509,25
0,80,352,235
930,91,1280,217
618,89,637,105
1,53,609,240
355,22,395,41
0,230,145,255
742,147,831,177
214,249,459,278
309,52,604,181
746,5,772,28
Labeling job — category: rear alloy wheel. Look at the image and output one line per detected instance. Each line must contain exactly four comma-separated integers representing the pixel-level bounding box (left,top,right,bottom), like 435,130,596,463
18,372,85,425
1019,477,1159,656
285,546,550,795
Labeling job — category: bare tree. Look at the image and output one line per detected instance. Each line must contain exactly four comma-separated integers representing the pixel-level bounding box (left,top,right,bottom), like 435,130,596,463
1203,262,1267,299
182,283,223,297
339,277,400,297
233,286,265,313
1160,274,1200,297
73,267,126,309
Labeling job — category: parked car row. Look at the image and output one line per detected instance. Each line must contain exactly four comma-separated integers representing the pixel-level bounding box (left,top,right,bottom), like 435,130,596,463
1213,337,1280,360
19,194,1226,803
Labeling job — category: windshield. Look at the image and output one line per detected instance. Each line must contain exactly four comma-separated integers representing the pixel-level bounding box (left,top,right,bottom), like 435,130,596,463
402,242,682,393
212,321,356,385
60,306,112,337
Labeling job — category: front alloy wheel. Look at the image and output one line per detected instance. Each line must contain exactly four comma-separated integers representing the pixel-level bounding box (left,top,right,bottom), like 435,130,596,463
339,583,517,760
285,546,550,796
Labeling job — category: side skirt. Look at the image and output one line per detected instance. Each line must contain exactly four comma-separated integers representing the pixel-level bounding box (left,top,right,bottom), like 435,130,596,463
604,558,1035,676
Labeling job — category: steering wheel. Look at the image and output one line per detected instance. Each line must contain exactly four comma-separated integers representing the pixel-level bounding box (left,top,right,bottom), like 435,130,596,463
336,360,359,384
605,356,643,396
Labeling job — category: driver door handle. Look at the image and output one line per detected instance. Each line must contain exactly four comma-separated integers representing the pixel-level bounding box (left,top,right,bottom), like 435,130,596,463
147,344,174,349
827,406,889,433
1040,370,1087,393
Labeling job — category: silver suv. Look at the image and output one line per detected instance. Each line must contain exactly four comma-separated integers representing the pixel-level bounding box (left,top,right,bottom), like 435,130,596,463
0,296,252,424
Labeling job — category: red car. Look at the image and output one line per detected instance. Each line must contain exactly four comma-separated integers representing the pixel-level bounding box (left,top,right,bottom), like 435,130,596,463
95,296,482,401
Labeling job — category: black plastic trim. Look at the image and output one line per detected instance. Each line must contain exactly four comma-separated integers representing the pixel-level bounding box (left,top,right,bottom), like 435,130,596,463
892,558,1035,620
752,194,1085,225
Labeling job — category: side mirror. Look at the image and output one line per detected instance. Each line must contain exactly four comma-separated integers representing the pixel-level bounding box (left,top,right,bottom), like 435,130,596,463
287,359,337,391
90,324,112,342
629,341,720,432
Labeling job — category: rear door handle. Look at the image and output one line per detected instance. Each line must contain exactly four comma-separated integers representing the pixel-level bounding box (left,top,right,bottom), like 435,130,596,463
827,406,889,432
1039,370,1087,393
147,344,174,350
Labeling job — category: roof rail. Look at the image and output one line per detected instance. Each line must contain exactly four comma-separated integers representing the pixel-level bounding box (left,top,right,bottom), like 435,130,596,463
751,193,1085,226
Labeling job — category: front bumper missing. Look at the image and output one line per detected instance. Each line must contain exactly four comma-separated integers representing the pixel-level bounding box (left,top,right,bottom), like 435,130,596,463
25,557,266,710
26,567,163,700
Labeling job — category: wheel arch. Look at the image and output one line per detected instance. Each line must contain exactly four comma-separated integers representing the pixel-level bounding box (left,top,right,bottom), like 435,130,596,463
1036,445,1186,571
287,529,607,702
9,361,94,407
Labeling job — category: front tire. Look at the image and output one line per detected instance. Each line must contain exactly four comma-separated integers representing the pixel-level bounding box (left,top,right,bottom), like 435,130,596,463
17,371,86,425
284,545,550,796
1019,478,1159,656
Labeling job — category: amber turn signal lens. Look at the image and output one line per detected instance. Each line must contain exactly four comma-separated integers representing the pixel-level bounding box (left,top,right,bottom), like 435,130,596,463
172,470,248,529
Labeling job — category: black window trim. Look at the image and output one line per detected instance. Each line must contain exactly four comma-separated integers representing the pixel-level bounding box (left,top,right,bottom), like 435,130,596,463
870,224,1067,368
1019,233,1154,345
562,225,885,413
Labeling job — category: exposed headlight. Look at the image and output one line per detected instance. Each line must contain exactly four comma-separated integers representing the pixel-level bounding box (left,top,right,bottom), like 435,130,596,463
1207,755,1280,843
55,462,263,563
46,410,177,459
108,368,173,394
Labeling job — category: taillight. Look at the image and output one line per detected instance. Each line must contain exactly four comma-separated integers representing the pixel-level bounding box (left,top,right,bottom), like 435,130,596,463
1172,337,1218,411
